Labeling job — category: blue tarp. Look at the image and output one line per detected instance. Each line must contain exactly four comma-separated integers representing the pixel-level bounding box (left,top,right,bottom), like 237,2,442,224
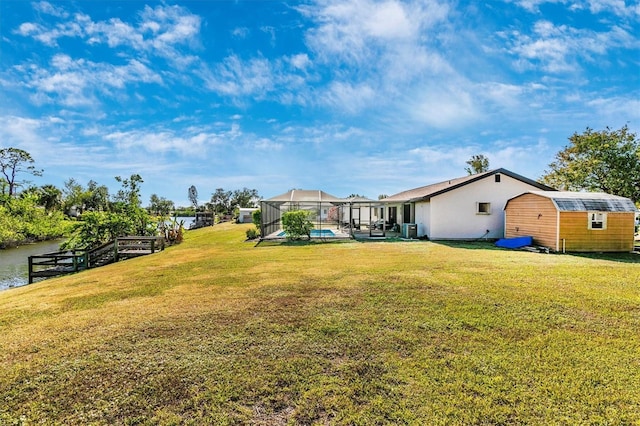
495,236,533,249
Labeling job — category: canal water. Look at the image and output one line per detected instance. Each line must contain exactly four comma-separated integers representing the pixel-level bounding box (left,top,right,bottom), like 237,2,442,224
0,218,196,291
0,240,64,291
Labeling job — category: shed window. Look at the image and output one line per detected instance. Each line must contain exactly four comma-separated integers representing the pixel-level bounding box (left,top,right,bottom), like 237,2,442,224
588,212,607,230
476,202,491,215
495,174,501,183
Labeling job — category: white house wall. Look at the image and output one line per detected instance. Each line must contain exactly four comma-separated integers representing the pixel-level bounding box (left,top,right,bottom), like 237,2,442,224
427,174,547,240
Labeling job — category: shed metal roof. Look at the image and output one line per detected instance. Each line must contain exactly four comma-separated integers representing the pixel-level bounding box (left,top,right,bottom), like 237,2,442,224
524,191,638,212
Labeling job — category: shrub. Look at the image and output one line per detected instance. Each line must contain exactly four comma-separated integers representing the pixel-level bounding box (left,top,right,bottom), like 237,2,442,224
0,194,69,247
281,210,314,240
246,228,260,240
252,209,261,229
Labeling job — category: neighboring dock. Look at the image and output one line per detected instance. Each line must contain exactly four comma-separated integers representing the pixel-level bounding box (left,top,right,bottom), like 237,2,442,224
28,236,165,283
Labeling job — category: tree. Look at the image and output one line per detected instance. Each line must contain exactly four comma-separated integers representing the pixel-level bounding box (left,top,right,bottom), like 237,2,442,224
541,126,640,203
231,187,260,209
465,154,490,175
85,180,110,211
62,178,103,215
0,148,43,196
188,185,198,210
37,184,62,212
149,194,174,216
211,188,232,215
114,174,143,208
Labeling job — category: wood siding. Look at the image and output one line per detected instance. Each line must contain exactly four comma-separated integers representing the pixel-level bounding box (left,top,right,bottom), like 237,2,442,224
505,193,558,249
559,212,635,252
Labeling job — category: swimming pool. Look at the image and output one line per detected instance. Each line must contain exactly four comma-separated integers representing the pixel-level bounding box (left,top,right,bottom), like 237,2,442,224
277,229,336,237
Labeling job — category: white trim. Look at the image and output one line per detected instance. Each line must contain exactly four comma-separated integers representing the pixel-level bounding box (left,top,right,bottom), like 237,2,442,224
588,212,607,230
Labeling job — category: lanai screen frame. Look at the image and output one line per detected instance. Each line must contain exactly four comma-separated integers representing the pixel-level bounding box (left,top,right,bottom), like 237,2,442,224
341,198,390,237
260,190,346,238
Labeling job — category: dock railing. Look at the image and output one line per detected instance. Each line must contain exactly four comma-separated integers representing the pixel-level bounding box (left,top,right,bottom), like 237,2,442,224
28,250,88,283
28,236,165,283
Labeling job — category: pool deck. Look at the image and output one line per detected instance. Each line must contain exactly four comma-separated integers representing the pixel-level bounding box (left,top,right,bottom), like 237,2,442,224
262,227,411,241
263,228,351,240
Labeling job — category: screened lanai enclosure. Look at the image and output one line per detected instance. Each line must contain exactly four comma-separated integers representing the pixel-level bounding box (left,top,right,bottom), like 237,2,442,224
260,190,345,239
260,190,390,239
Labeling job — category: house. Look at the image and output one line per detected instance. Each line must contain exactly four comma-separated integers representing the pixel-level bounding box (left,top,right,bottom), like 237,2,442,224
381,168,555,240
237,208,258,224
504,191,638,252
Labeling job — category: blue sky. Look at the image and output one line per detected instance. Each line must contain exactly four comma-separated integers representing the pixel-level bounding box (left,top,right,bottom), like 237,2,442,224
1,0,639,206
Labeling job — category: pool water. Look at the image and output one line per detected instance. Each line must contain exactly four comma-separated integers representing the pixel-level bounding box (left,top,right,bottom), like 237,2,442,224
277,229,335,237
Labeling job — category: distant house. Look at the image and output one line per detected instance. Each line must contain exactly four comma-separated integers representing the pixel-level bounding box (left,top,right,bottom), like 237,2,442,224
382,168,555,240
504,191,638,252
237,208,258,224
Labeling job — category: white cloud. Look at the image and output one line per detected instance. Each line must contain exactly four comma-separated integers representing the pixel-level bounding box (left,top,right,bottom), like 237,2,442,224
14,4,201,65
201,55,274,97
288,53,311,70
300,0,449,65
320,81,377,114
198,54,314,103
504,19,635,73
232,27,250,38
103,123,240,156
507,0,640,19
23,54,162,107
253,138,283,151
411,85,479,128
34,1,70,18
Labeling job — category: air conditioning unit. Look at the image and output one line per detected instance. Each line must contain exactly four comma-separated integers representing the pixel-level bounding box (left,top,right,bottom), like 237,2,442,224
402,223,417,239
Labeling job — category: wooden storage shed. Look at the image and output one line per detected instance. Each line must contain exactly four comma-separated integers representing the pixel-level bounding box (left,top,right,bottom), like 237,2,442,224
504,191,638,252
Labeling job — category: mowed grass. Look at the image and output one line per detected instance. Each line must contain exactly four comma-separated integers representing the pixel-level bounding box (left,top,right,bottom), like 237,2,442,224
1,223,639,425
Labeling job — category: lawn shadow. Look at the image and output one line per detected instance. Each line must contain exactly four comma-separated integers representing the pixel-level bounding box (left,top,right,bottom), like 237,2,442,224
565,251,640,264
434,241,640,263
432,240,503,251
254,238,352,247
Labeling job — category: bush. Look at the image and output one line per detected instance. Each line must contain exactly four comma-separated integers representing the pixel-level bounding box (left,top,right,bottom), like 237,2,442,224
252,209,261,229
0,195,69,247
62,210,160,250
281,210,314,240
246,228,260,240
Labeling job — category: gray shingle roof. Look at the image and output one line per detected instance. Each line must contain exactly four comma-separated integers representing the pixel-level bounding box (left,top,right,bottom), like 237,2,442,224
383,168,554,203
265,189,344,203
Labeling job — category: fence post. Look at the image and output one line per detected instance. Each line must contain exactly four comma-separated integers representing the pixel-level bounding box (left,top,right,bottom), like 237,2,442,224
28,256,34,284
114,238,119,261
151,238,155,253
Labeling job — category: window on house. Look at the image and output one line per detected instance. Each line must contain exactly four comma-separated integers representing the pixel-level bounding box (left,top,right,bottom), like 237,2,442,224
495,174,501,183
477,202,491,214
588,212,607,230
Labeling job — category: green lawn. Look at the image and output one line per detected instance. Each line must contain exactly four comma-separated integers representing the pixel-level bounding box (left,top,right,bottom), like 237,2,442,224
1,223,639,425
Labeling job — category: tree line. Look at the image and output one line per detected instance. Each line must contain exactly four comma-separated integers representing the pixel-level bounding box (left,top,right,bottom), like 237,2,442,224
186,186,261,216
0,147,261,248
